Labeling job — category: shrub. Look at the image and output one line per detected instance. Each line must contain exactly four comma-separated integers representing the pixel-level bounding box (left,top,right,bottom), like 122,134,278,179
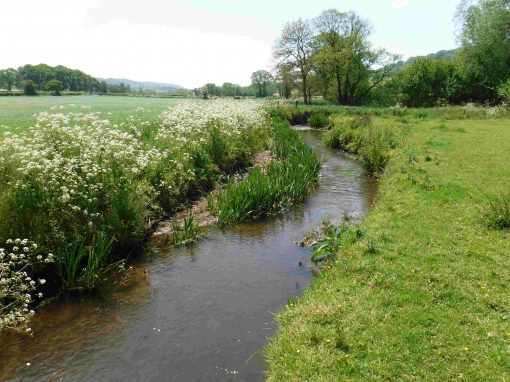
324,114,399,176
497,79,510,104
23,80,37,96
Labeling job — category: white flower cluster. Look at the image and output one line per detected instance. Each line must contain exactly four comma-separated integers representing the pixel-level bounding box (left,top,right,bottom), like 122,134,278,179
0,239,53,331
157,100,268,146
0,110,165,238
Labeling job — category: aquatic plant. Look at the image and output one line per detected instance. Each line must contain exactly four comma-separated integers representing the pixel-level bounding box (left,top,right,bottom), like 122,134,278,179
172,214,205,245
309,112,330,128
215,118,322,225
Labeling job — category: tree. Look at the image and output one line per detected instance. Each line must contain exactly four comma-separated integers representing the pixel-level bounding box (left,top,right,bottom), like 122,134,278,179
396,58,460,107
251,70,273,97
313,9,398,105
273,18,315,104
44,79,63,95
23,80,37,96
457,0,510,101
275,65,295,99
0,68,17,91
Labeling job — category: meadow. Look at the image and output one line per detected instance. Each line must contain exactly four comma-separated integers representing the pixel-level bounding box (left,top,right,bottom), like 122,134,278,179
266,108,510,380
0,95,187,131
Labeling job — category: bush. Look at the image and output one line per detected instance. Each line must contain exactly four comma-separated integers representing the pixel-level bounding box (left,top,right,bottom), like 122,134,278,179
23,80,37,96
497,79,510,104
323,114,399,176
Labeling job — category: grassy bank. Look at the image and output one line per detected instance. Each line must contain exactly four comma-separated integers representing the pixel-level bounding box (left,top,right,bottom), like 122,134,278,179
266,116,510,380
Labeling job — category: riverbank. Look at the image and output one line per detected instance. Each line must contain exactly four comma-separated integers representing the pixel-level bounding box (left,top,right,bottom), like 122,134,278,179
266,116,510,380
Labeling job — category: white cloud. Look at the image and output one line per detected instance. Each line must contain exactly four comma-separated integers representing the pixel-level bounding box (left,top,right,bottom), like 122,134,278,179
390,0,409,9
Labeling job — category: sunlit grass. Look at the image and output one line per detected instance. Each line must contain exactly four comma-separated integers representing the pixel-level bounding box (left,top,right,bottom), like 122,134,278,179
266,117,510,380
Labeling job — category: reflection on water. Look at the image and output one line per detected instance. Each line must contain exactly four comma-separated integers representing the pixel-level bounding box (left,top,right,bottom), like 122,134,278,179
0,129,377,382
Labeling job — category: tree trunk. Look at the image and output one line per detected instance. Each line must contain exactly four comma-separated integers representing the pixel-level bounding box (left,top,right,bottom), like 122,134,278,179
302,73,308,105
336,73,342,105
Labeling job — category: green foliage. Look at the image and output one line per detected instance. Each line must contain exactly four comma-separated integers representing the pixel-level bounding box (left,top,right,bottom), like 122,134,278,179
497,78,510,103
44,79,63,95
308,112,329,128
172,214,204,245
323,113,398,176
484,189,510,229
56,235,121,292
457,0,510,101
23,80,37,96
251,70,273,97
310,223,351,264
215,117,322,225
395,58,461,107
17,63,99,92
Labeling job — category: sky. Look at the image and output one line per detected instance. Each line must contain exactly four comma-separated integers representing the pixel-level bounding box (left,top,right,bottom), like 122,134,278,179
0,0,460,88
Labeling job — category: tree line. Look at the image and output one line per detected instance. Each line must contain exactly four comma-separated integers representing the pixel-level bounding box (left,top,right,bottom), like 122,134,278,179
271,0,510,107
0,64,149,96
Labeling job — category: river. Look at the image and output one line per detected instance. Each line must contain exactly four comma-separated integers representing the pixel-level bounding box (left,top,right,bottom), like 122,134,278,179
0,128,377,382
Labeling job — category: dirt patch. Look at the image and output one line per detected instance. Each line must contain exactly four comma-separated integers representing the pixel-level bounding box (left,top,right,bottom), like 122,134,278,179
251,150,278,175
151,191,218,245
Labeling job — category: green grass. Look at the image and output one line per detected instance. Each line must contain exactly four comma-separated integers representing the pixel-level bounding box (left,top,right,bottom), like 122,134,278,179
266,117,510,381
0,95,188,131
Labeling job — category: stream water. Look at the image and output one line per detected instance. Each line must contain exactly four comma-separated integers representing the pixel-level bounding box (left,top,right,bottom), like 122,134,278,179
0,129,376,382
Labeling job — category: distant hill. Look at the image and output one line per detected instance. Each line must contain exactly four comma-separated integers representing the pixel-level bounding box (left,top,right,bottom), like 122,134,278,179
405,48,459,65
392,48,459,73
99,78,185,92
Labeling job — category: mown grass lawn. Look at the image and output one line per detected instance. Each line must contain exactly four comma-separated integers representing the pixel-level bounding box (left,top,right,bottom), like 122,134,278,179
266,117,510,381
0,95,187,131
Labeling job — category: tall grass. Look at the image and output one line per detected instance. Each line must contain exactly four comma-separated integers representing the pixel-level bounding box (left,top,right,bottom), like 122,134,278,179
56,235,121,292
171,214,204,245
215,116,322,225
484,189,510,229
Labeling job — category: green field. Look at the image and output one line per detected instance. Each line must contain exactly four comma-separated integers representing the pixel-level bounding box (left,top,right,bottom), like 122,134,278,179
0,95,188,131
266,115,510,380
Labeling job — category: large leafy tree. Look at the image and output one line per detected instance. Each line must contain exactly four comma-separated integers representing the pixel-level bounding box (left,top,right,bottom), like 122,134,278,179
396,58,460,107
457,0,510,100
273,19,315,104
250,70,273,97
313,9,398,105
0,68,18,91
